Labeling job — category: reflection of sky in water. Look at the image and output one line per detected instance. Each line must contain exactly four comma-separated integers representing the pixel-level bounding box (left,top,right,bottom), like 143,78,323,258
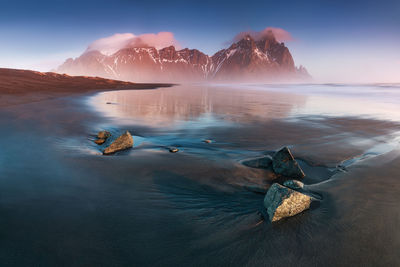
89,84,400,128
245,84,400,120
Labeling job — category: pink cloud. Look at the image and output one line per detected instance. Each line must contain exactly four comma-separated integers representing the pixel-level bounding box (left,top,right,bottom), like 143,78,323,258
86,32,180,55
234,27,294,43
129,32,180,50
86,33,135,55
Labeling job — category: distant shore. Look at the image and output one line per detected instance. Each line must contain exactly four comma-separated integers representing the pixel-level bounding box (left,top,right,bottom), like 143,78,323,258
0,68,173,107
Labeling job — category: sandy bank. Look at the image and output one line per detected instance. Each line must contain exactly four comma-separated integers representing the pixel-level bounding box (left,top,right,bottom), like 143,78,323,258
0,68,173,106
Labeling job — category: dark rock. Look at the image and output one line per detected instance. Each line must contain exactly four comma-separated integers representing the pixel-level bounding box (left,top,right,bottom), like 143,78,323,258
272,147,305,179
283,179,304,190
103,131,133,155
264,183,311,222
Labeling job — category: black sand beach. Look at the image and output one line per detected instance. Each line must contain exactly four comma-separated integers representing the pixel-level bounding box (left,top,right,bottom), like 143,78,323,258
0,83,400,266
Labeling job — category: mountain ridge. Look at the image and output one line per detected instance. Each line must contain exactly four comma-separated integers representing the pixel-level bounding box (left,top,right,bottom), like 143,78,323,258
57,34,310,83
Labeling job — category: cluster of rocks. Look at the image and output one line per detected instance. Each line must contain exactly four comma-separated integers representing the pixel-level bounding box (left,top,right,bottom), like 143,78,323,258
94,130,111,145
93,131,215,155
93,130,134,155
91,131,311,222
262,147,314,222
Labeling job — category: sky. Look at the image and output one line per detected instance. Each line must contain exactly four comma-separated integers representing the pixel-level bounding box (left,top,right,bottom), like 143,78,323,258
0,0,399,83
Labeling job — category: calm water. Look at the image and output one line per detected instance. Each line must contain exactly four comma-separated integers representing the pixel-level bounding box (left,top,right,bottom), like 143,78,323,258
87,84,400,164
1,84,400,266
90,84,400,126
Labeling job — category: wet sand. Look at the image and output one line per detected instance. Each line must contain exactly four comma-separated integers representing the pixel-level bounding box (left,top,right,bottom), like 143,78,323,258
0,83,400,266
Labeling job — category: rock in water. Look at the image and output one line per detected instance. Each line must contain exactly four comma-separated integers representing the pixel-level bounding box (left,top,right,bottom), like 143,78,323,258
97,130,111,139
283,179,304,190
94,130,111,145
264,183,311,222
169,147,179,153
94,138,106,145
272,147,305,179
103,131,133,155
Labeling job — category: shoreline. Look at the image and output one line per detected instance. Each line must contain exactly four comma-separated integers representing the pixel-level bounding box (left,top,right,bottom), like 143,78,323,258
0,68,174,107
0,81,400,265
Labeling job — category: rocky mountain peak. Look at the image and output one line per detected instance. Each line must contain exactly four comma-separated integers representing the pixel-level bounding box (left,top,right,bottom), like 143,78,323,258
57,37,310,82
234,35,257,50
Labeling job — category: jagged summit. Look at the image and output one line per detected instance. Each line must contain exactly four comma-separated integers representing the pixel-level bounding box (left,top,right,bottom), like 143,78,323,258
57,34,310,83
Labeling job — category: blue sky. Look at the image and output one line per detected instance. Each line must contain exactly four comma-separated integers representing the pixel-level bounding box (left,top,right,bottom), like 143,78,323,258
1,0,399,82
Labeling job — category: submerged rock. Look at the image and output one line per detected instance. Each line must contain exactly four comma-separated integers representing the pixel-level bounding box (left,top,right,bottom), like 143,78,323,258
272,147,305,179
283,179,304,190
264,183,311,222
103,131,133,155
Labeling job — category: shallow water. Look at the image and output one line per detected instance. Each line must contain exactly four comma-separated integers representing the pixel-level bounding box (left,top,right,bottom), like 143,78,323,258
91,84,400,124
88,84,400,165
1,84,400,266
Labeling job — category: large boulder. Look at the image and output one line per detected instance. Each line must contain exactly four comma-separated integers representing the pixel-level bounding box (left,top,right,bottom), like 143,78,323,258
272,147,305,179
264,183,311,222
103,131,133,155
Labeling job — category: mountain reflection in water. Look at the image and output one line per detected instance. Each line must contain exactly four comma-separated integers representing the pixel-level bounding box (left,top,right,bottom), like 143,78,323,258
89,85,307,127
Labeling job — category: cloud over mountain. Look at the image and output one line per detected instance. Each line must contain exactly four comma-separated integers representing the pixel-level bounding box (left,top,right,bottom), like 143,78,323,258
233,27,293,43
57,26,309,83
86,32,180,56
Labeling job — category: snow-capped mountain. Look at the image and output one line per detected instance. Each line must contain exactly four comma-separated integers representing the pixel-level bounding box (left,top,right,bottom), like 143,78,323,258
56,34,309,82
